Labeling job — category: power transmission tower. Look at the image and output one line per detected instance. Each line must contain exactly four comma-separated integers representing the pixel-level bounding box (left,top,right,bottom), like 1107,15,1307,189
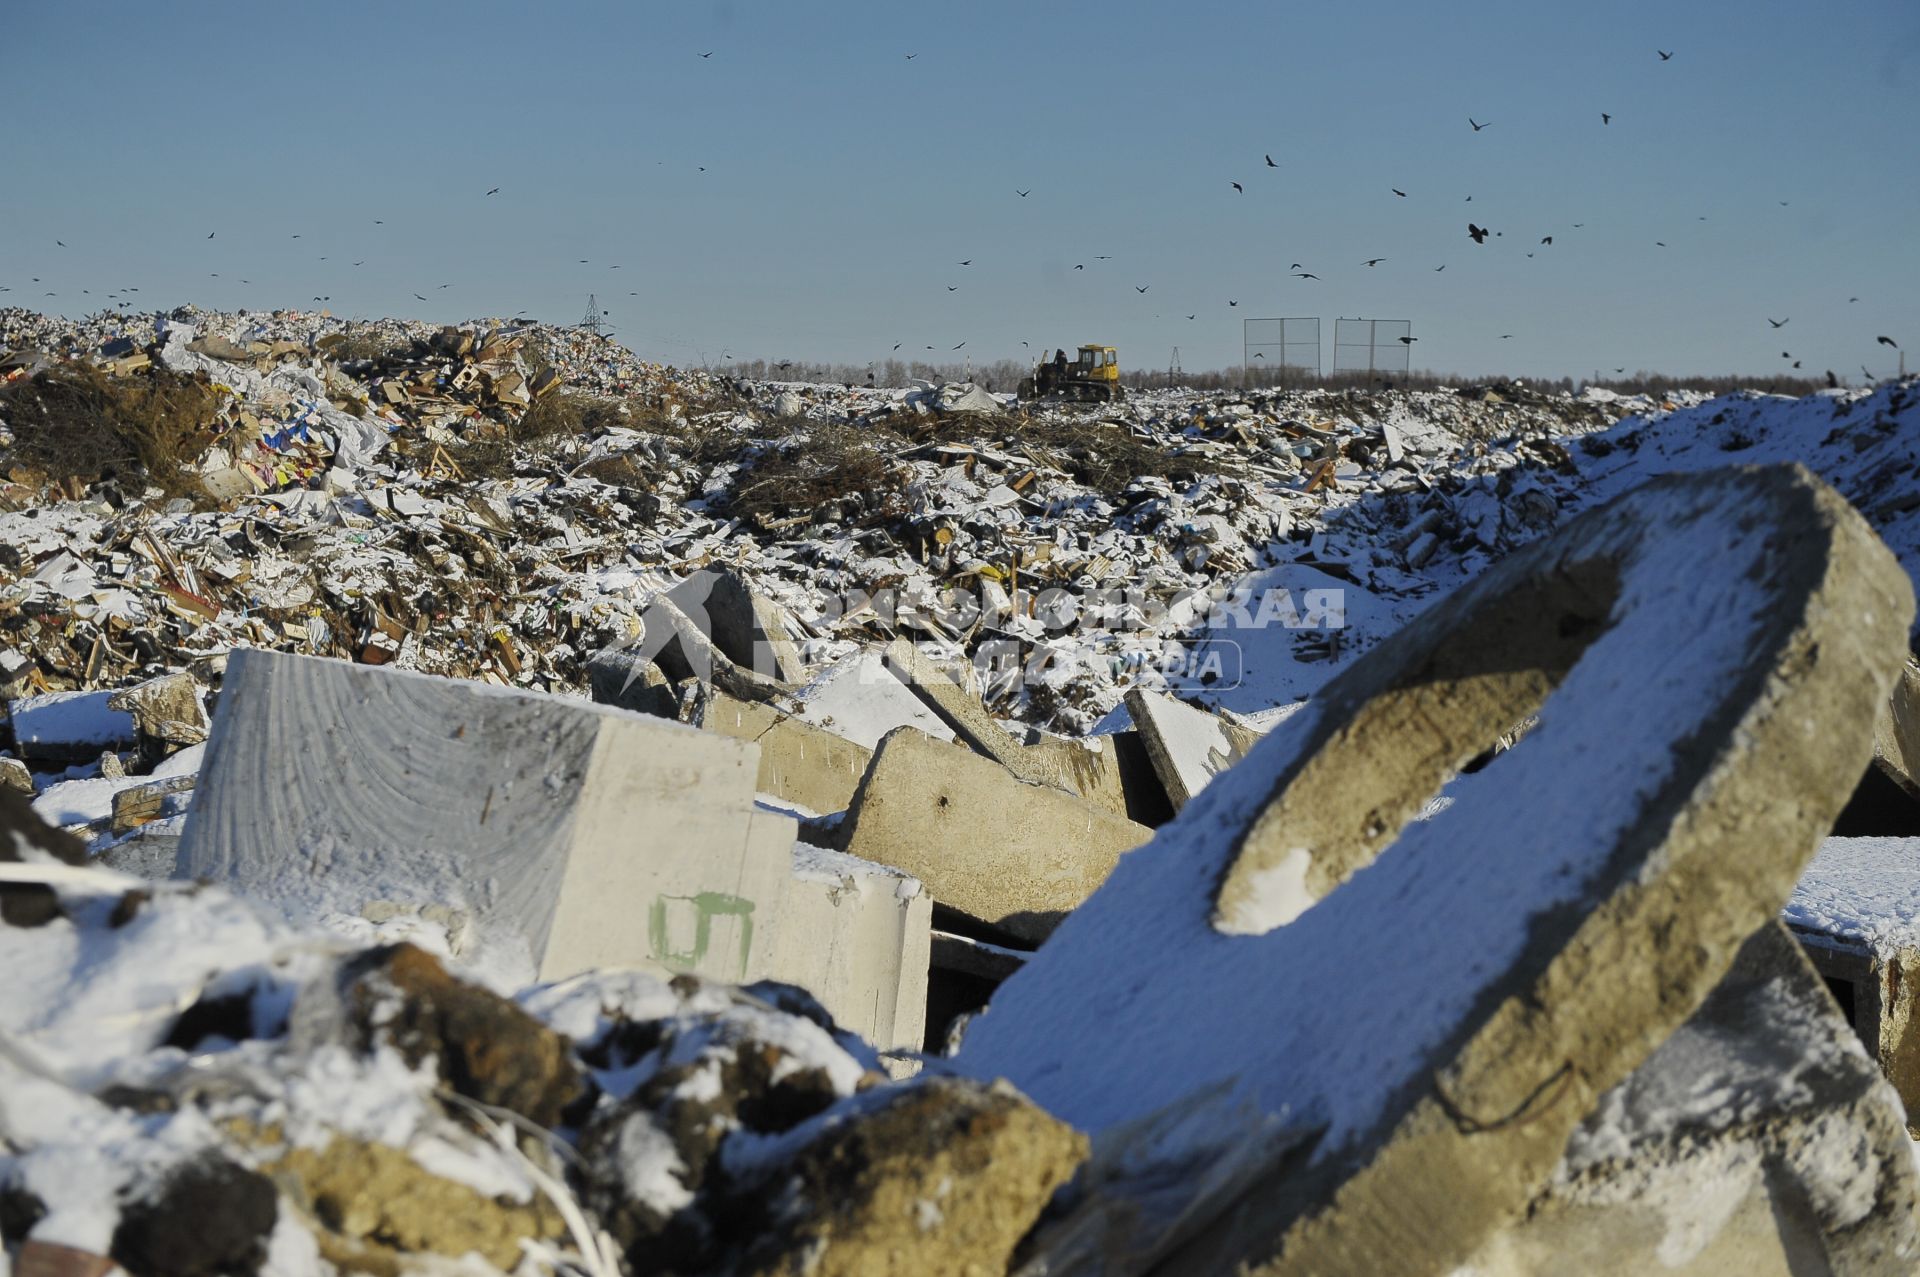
1168,346,1182,390
578,294,609,337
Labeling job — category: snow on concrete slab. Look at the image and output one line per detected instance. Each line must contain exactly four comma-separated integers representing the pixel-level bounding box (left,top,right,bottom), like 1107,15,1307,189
1784,836,1920,955
789,648,955,752
955,466,1913,1269
8,690,137,761
1124,689,1258,811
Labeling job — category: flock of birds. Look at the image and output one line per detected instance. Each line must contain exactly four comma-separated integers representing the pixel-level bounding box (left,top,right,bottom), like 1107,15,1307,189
2,43,1905,382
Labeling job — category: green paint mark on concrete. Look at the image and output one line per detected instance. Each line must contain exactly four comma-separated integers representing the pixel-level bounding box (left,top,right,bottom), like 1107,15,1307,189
649,891,756,978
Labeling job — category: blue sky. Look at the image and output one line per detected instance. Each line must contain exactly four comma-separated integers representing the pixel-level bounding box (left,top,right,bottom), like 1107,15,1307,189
2,0,1915,379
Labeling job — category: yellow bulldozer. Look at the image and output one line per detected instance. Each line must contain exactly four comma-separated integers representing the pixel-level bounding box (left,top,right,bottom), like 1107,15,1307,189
1020,344,1126,403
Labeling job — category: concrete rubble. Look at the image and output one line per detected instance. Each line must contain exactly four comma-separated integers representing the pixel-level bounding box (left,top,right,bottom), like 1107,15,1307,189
6,299,1920,1275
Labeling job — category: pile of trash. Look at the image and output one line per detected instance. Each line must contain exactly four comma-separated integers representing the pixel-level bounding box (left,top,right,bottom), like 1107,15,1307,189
14,304,1915,752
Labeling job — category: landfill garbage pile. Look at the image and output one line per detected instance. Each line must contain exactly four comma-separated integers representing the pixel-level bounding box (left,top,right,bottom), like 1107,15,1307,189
8,305,1916,754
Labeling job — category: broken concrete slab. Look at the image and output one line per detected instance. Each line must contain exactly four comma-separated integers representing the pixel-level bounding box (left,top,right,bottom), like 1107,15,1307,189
1873,656,1920,801
109,775,194,836
584,644,680,719
842,726,1153,944
962,465,1915,1276
1125,687,1262,811
666,567,807,684
106,672,209,755
175,650,788,987
1785,834,1920,1133
1462,923,1920,1275
697,690,873,816
882,637,1163,823
7,689,136,764
768,844,931,1053
788,647,955,752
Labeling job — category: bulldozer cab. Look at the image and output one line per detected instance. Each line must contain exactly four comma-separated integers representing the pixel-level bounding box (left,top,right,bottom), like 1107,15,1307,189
1076,345,1119,384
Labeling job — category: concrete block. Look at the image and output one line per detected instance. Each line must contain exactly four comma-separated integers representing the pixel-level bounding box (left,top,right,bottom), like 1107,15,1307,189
106,672,210,752
1461,924,1920,1275
8,689,136,763
584,645,680,719
698,689,874,816
666,567,807,683
961,466,1915,1276
176,650,788,987
787,648,955,752
1873,656,1920,800
882,638,1164,823
1124,688,1262,811
1785,834,1920,1132
842,727,1153,944
767,844,931,1053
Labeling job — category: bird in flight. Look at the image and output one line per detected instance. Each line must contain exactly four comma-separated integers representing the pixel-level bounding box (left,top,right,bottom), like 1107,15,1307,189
55,241,65,247
1601,112,1611,125
413,293,425,300
1293,272,1319,280
1232,182,1243,193
1135,285,1149,293
700,51,713,58
905,53,917,59
1265,154,1277,168
1658,49,1673,60
1540,236,1552,245
1227,300,1237,307
1879,335,1901,348
1398,336,1418,345
206,231,215,239
1392,188,1407,197
486,187,500,196
952,342,966,350
1187,314,1196,319
1468,223,1489,243
958,259,971,266
1500,334,1514,339
1782,352,1792,359
947,286,958,291
1826,370,1838,387
1655,241,1667,247
1095,255,1113,260
1074,264,1084,270
1768,317,1788,328
1364,258,1386,267
1434,264,1446,272
1016,189,1031,198
892,343,902,350
1469,117,1490,131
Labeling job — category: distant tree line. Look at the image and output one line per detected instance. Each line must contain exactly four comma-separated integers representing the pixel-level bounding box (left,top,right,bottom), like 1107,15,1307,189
716,354,1842,399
